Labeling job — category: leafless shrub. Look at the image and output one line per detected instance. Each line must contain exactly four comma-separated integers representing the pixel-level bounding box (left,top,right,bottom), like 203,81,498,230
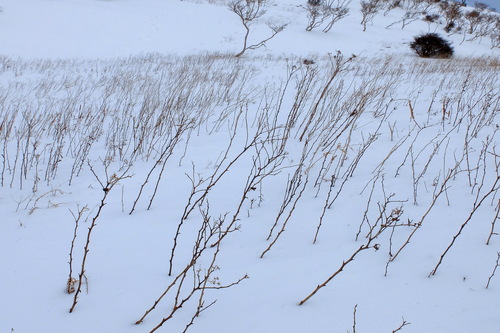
490,16,500,48
305,0,351,32
439,0,463,33
228,0,287,57
464,12,497,44
381,0,439,15
305,0,328,31
69,160,131,313
465,9,484,34
380,0,402,14
386,9,421,29
475,2,494,12
323,0,351,32
424,13,440,23
135,204,248,332
360,0,382,31
168,105,259,275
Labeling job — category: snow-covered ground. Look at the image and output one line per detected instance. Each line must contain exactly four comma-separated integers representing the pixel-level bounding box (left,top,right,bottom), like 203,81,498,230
0,0,498,58
0,0,499,332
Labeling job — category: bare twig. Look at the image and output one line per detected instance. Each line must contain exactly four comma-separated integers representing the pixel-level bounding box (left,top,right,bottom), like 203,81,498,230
486,252,500,289
299,192,403,305
67,205,88,294
429,175,500,277
352,304,358,333
69,161,131,313
487,199,499,245
392,317,411,332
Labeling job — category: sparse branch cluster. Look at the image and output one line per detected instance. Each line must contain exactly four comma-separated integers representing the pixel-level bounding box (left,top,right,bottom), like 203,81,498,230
305,0,351,32
228,0,287,57
1,49,499,330
355,0,500,49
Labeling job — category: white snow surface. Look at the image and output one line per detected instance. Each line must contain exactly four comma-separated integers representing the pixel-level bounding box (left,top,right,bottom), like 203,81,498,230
0,0,499,332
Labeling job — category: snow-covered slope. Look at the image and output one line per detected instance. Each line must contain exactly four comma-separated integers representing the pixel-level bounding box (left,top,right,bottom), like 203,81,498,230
0,1,499,332
0,0,498,58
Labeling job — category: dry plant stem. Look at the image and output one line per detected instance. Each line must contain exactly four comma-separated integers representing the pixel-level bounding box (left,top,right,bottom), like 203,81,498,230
371,127,415,175
129,119,188,214
486,199,499,245
356,173,380,241
299,193,401,305
149,242,247,332
136,261,193,325
69,162,131,313
360,0,381,32
182,299,217,333
385,157,464,275
67,205,88,294
469,136,495,195
394,125,428,178
289,65,319,129
181,108,250,221
429,175,500,277
136,209,222,326
327,130,381,210
385,10,420,29
298,52,352,142
314,175,335,244
407,100,421,129
170,77,294,274
266,137,312,241
168,166,206,276
182,257,248,333
265,169,303,241
207,97,293,252
215,135,289,248
392,318,411,333
486,252,500,289
322,0,350,33
398,124,458,206
352,304,358,333
168,108,256,275
261,174,309,258
26,188,65,215
305,0,350,33
299,243,370,306
136,205,248,331
147,123,192,210
305,2,328,31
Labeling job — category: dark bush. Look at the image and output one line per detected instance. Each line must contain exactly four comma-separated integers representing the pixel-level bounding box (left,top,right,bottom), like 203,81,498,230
308,0,321,6
423,14,440,23
409,33,454,58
